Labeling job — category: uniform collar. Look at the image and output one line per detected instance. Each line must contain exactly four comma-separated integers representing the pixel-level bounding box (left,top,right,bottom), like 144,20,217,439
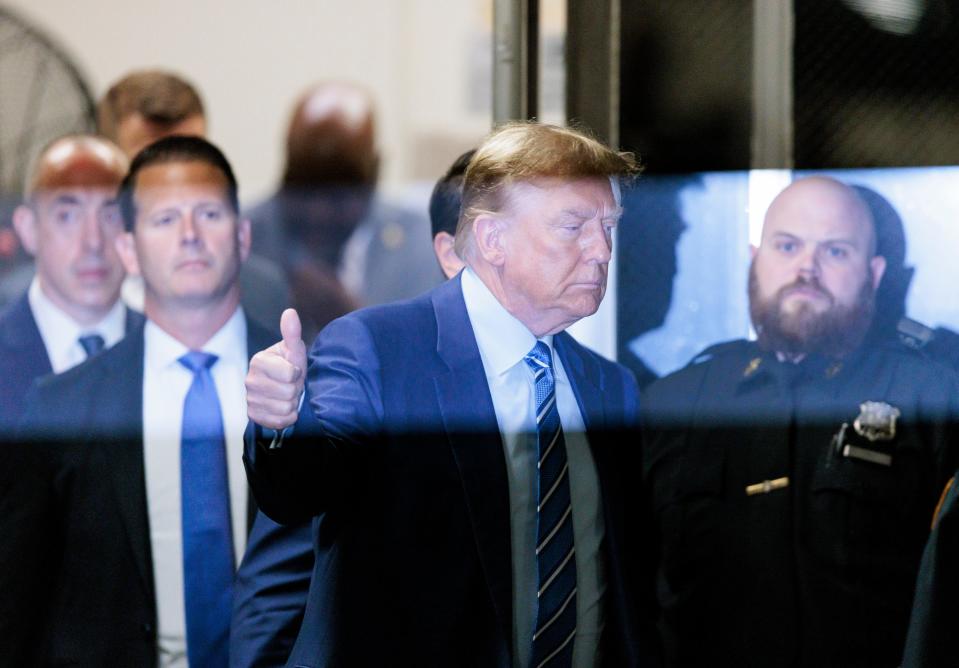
737,343,848,391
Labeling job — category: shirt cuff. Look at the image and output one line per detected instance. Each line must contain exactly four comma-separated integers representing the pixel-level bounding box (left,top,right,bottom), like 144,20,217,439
263,426,293,450
262,390,306,449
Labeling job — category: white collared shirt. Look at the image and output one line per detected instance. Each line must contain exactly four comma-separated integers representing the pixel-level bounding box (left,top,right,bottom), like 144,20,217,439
460,267,606,668
28,277,127,373
142,308,250,667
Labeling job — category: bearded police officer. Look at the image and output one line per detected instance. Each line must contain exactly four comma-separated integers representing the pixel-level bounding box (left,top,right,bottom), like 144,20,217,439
642,176,959,667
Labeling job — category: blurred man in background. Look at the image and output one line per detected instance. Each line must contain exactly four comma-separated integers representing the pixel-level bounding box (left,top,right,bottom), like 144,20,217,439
427,148,471,279
247,81,439,339
97,69,206,158
0,134,141,429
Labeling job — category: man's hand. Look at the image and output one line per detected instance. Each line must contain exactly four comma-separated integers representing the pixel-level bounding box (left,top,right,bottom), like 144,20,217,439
246,308,308,430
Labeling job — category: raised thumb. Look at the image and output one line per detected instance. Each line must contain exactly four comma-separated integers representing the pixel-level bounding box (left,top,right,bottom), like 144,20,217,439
279,308,307,371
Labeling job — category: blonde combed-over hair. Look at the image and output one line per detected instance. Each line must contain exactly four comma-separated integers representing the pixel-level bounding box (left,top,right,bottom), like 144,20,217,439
454,122,640,259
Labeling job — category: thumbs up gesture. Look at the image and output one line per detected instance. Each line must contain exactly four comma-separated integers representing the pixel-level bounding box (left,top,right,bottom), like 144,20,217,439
246,309,308,430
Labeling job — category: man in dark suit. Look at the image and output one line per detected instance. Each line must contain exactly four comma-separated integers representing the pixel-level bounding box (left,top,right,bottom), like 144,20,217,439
0,135,142,429
229,149,474,668
243,122,657,667
0,136,273,667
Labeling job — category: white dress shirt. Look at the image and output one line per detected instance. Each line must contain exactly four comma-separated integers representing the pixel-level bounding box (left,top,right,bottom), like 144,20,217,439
461,268,606,668
28,277,126,373
142,308,250,667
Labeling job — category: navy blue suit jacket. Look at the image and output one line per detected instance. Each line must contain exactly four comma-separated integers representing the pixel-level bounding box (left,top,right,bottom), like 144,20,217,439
0,293,143,430
232,510,315,668
0,315,274,668
243,275,652,667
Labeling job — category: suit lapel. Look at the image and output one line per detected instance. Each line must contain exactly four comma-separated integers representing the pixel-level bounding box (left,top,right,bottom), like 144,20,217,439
0,295,53,427
554,332,606,434
106,315,276,602
554,332,638,663
1,294,53,375
431,276,513,659
553,332,618,534
97,327,155,604
123,306,146,334
554,334,621,519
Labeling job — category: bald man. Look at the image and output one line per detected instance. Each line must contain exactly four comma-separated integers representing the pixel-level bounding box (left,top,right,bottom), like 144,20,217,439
0,135,143,428
247,82,439,339
641,176,959,667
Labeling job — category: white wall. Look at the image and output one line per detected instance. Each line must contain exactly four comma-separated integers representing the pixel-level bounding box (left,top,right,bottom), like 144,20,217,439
5,1,622,356
6,0,493,204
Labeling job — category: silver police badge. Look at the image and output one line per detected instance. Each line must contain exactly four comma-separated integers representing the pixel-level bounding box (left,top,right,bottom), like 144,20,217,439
853,401,901,442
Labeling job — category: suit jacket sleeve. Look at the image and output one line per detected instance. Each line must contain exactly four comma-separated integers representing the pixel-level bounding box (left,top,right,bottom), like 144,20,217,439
230,511,314,668
243,314,384,525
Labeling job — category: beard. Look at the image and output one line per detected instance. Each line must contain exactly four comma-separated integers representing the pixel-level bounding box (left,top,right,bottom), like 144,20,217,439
748,263,876,358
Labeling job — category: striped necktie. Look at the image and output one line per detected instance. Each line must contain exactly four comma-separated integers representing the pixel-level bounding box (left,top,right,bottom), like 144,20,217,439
525,341,577,668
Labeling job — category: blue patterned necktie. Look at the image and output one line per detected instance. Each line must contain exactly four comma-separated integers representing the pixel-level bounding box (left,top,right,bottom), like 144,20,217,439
178,351,234,668
524,341,577,668
78,333,105,358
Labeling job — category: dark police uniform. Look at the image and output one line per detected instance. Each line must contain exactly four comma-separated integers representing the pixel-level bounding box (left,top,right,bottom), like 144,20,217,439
641,338,959,667
901,472,958,668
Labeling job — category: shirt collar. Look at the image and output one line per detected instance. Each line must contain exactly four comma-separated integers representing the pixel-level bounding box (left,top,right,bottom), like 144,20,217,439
144,306,247,372
461,267,554,377
29,276,127,355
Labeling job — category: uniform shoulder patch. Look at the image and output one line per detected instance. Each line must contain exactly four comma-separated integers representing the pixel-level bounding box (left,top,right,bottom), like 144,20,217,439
897,317,934,351
690,352,713,365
